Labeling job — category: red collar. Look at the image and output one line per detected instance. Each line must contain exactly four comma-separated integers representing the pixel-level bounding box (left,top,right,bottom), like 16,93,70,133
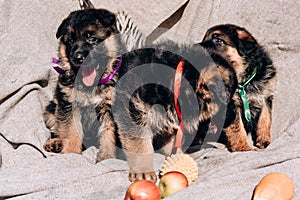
173,59,185,152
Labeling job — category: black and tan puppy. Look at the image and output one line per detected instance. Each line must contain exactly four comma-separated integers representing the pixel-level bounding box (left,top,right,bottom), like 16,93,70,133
43,8,123,154
43,9,237,182
201,24,276,151
110,43,236,181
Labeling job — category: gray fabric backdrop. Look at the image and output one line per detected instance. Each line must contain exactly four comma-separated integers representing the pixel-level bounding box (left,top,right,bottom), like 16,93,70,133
0,0,299,199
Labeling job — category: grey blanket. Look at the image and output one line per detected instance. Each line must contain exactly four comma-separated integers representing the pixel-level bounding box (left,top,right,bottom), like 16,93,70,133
0,0,299,199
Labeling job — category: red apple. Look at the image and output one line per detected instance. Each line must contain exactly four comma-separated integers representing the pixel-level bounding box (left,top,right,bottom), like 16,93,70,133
124,180,161,200
158,171,188,199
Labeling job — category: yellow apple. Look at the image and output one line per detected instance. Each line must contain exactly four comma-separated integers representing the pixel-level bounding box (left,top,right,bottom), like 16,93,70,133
158,171,188,199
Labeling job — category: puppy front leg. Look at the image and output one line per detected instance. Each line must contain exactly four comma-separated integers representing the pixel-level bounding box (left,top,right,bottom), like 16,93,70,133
43,101,58,134
255,100,272,149
57,110,83,154
97,111,117,161
223,108,256,151
43,100,63,153
121,135,157,182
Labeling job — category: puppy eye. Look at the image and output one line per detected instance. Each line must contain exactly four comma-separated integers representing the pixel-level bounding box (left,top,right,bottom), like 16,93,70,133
212,37,223,44
67,34,76,45
212,34,224,44
87,36,100,44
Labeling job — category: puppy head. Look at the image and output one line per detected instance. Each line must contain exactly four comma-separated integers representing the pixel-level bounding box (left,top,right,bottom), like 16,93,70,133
56,9,120,86
200,24,258,75
56,8,117,39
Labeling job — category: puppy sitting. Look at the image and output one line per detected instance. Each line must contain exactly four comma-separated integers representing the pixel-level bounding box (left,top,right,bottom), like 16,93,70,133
43,9,122,154
201,24,277,151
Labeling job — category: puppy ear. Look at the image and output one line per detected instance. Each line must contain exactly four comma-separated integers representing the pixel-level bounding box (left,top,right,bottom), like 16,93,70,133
56,16,71,39
102,14,116,27
97,10,116,27
236,29,258,55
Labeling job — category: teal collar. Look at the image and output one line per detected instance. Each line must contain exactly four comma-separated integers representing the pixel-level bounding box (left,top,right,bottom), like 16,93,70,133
238,68,257,122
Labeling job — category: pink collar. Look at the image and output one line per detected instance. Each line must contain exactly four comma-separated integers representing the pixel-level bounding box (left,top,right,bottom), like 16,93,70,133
52,57,122,85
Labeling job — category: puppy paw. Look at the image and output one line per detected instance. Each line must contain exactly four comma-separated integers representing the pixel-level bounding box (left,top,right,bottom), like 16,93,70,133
44,138,62,153
255,137,271,149
229,144,258,152
129,171,157,183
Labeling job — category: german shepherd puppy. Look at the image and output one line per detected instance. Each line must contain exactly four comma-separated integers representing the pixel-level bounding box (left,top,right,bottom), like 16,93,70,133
43,9,122,154
109,43,236,182
201,24,276,151
43,9,237,182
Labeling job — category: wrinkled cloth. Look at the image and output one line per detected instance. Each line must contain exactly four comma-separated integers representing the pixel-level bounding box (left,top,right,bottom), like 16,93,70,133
0,0,299,199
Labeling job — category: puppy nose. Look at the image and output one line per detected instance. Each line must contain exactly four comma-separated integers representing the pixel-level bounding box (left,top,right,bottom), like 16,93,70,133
73,51,88,64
